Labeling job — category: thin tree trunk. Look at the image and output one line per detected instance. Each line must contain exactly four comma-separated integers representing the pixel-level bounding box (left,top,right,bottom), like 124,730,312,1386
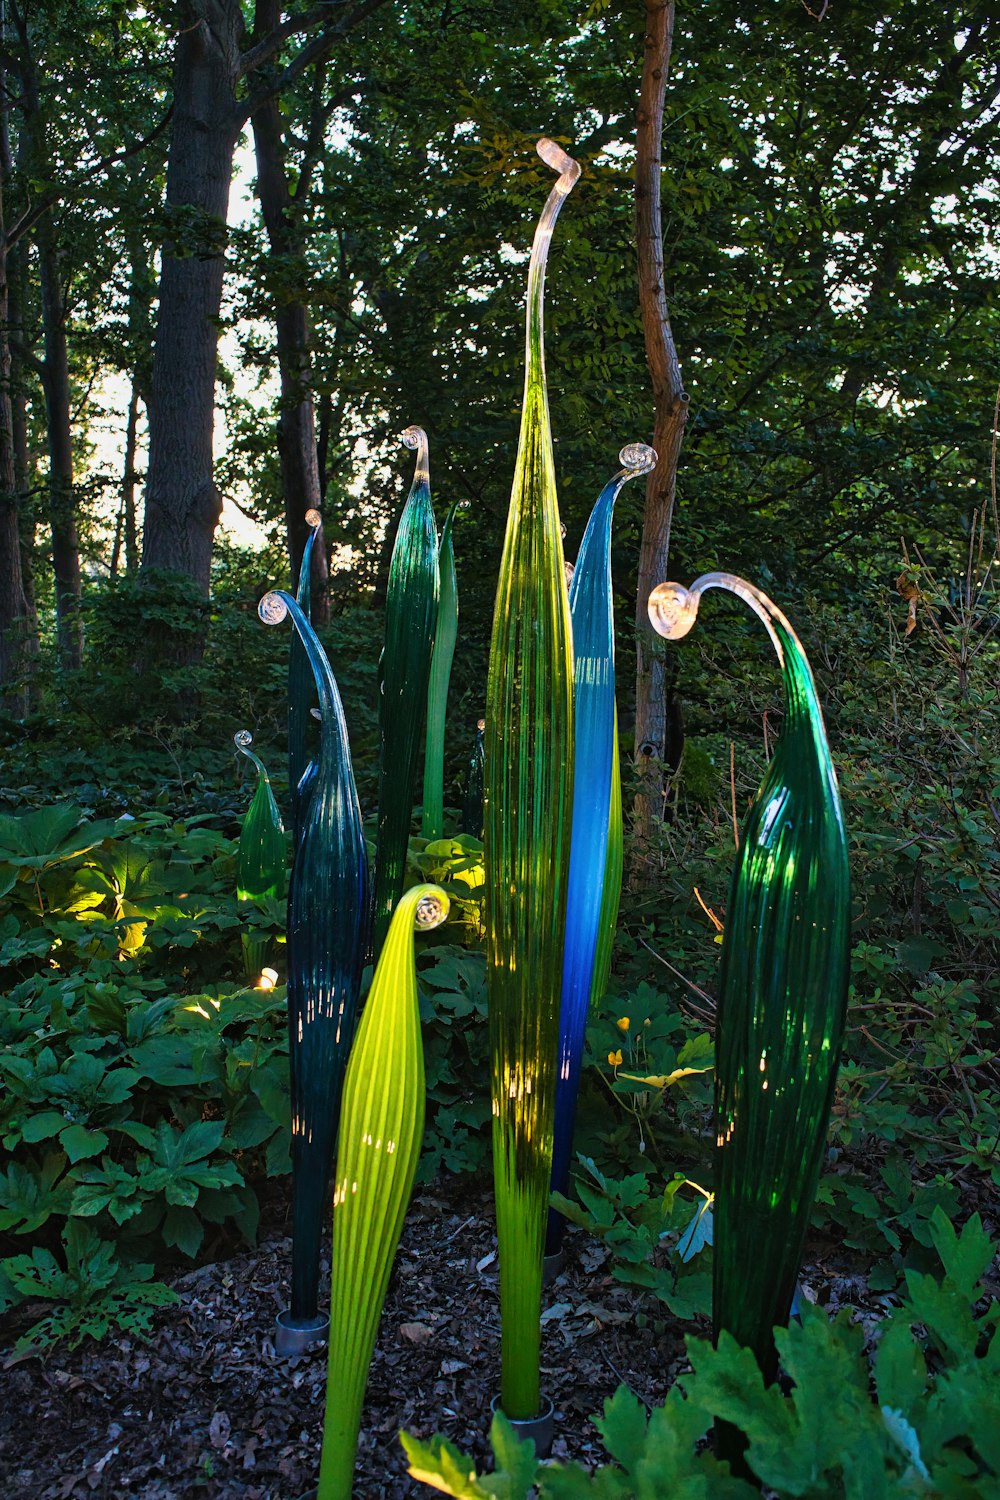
37,221,83,668
632,0,689,855
0,229,28,714
251,37,329,619
140,0,243,595
123,384,140,574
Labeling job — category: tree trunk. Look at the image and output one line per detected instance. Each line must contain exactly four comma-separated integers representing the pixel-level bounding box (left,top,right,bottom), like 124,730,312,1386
251,43,329,619
0,228,28,715
111,383,140,579
140,0,243,594
37,221,83,668
632,0,689,854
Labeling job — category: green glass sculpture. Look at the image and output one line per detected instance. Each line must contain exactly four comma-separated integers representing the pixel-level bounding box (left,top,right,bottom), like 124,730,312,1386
318,883,450,1500
422,502,459,841
484,138,580,1422
547,444,654,1256
459,717,485,840
648,574,850,1397
288,508,322,825
371,428,439,958
258,588,369,1346
234,730,286,983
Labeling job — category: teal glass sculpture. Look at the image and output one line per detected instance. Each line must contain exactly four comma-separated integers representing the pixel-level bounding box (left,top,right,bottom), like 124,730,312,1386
422,502,459,841
648,574,850,1396
318,884,450,1500
234,730,286,983
484,138,580,1422
460,718,485,840
258,588,369,1338
288,509,322,825
547,443,655,1256
371,428,439,957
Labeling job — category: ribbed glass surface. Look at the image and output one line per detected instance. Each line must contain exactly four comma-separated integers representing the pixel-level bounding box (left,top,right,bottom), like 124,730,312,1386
318,885,449,1500
422,502,459,841
649,574,850,1389
547,447,654,1255
484,139,579,1422
234,730,286,983
259,589,369,1326
371,430,439,957
288,511,321,825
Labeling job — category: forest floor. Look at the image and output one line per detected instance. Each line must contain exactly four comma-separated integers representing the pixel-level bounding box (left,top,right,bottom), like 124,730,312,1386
0,1176,876,1500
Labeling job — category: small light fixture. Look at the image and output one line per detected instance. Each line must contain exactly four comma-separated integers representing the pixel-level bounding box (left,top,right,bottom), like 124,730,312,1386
258,967,279,991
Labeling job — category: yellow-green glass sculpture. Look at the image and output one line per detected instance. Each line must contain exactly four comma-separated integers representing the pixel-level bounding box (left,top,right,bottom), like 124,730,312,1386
422,502,459,841
460,717,485,840
371,428,439,957
234,730,286,983
484,138,580,1422
648,574,850,1394
318,884,450,1500
547,444,654,1257
288,509,322,825
259,588,368,1338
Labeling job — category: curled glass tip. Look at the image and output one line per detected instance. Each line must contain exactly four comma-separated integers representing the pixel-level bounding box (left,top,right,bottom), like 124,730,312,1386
476,718,485,732
400,425,427,450
536,137,581,192
305,508,322,528
234,729,254,751
414,891,450,930
400,425,430,485
647,581,700,641
620,443,657,474
258,590,289,626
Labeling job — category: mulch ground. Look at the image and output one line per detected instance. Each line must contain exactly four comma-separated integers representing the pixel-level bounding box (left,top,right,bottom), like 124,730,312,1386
0,1179,692,1499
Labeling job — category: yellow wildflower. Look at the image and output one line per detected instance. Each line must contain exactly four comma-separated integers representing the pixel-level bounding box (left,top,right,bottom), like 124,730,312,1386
608,1049,623,1068
616,1016,630,1033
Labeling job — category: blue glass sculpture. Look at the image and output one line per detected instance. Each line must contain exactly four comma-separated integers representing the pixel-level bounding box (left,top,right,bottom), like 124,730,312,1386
546,443,656,1257
648,573,850,1413
371,428,439,957
288,509,322,826
234,729,286,984
258,588,369,1348
459,718,485,840
422,502,459,841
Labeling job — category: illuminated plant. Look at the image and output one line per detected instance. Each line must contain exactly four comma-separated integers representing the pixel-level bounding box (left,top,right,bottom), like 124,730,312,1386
460,717,485,840
422,502,459,841
288,509,322,826
371,427,440,957
318,883,450,1500
648,574,850,1399
547,443,656,1256
484,137,580,1422
258,588,369,1343
234,730,286,983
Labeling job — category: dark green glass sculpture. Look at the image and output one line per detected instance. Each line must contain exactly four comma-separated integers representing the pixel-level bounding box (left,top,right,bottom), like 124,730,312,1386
459,717,485,840
371,428,439,957
648,574,850,1391
547,444,654,1256
234,730,286,983
485,138,580,1422
422,502,459,841
258,588,369,1343
318,884,450,1500
288,508,322,825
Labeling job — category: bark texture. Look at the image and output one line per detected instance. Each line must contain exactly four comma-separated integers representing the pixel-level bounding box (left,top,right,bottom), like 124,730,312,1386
140,1,243,593
633,0,688,849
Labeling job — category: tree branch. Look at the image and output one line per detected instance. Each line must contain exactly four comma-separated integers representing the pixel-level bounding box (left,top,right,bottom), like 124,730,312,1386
237,0,386,124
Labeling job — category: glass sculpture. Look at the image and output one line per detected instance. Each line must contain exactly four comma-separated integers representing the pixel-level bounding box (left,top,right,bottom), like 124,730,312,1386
546,443,656,1256
648,574,850,1396
422,502,459,841
288,509,322,826
318,883,450,1500
371,427,440,958
258,588,369,1339
460,718,485,840
234,730,286,983
484,138,580,1422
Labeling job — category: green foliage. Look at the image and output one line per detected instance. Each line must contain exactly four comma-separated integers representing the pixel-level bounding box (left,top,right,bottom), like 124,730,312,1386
404,1208,999,1498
